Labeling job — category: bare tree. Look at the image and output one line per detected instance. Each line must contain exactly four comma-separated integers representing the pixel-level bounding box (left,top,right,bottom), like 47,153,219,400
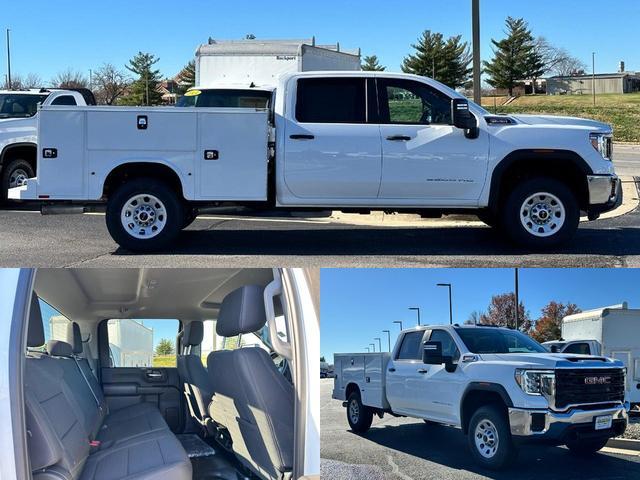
23,73,44,88
536,37,586,77
93,63,130,105
51,69,88,89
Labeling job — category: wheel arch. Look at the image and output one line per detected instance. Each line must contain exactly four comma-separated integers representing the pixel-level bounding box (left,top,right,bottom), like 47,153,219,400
460,383,514,434
102,161,187,199
345,382,361,400
0,142,37,170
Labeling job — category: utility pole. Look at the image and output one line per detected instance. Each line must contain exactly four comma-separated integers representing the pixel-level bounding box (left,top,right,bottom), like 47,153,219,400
592,52,596,106
365,347,370,353
432,57,436,80
409,307,421,326
393,320,403,332
437,283,453,325
383,330,391,352
514,268,520,330
370,343,376,353
374,337,382,353
89,69,92,91
472,0,481,104
145,70,150,106
6,29,11,90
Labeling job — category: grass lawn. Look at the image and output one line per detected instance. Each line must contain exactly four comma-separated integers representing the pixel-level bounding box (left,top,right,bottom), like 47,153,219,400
152,355,176,367
480,93,640,143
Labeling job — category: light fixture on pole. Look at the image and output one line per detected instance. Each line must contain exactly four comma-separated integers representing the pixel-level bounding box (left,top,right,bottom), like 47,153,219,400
409,307,421,326
393,320,403,331
437,283,453,325
592,52,596,106
514,268,520,330
370,343,376,353
365,347,370,353
383,330,391,352
6,29,11,90
374,337,381,353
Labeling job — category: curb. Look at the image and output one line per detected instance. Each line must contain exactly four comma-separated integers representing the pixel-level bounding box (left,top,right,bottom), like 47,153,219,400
607,437,640,451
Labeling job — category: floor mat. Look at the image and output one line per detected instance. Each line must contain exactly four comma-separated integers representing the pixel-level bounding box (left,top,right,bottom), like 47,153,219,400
191,454,250,480
177,434,217,458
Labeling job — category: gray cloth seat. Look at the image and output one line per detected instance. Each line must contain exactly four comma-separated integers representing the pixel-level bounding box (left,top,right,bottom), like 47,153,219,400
207,285,294,480
25,295,192,480
177,321,215,431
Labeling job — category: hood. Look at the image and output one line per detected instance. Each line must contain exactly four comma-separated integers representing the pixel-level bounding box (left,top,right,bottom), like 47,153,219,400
480,352,622,369
510,114,611,132
0,116,37,136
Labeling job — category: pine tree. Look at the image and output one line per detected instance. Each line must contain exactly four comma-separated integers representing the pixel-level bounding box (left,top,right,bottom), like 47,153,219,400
361,55,386,71
121,52,163,106
402,31,472,88
177,60,196,93
155,338,175,356
484,17,545,96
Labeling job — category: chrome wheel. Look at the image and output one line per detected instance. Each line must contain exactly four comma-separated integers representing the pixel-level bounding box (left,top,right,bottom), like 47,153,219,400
120,194,167,239
474,419,499,459
8,168,29,188
349,398,360,424
520,192,566,238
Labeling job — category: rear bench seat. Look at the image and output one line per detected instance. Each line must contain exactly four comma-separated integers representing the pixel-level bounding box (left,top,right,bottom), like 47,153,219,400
25,295,192,480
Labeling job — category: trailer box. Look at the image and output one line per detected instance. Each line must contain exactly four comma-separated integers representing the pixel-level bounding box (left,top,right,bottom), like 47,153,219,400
333,353,390,410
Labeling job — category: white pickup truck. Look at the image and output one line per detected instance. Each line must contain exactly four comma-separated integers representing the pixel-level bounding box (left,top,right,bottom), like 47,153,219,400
333,325,629,469
0,88,94,201
10,72,620,251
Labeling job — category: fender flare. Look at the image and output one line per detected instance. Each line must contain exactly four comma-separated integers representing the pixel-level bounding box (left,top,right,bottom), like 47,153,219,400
460,382,514,434
0,142,37,167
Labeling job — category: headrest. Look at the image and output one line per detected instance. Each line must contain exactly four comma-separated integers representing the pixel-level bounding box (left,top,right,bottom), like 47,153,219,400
27,294,45,348
216,285,266,337
183,321,204,346
47,340,73,358
71,322,83,354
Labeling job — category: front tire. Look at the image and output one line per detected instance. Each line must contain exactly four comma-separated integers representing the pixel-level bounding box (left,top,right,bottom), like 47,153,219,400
502,177,579,248
106,179,184,252
346,392,373,433
565,437,609,456
1,158,35,202
467,405,517,470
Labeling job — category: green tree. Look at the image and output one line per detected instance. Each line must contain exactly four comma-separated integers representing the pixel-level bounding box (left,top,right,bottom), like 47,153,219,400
177,60,196,94
402,30,472,88
361,55,386,71
530,302,581,343
484,17,545,96
121,52,163,106
155,338,174,356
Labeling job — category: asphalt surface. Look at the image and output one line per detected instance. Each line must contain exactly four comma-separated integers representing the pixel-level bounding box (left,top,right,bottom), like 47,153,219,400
612,145,640,177
320,379,640,480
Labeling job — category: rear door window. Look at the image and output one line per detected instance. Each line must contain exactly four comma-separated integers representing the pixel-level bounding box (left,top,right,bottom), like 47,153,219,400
295,77,366,124
107,319,179,367
51,95,77,106
37,298,72,350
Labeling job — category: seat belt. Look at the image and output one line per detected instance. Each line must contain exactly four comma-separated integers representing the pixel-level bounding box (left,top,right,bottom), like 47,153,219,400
73,355,103,413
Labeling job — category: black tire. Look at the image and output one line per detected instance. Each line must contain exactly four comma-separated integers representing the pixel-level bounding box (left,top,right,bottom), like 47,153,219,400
476,209,498,228
1,158,35,202
501,176,579,248
346,392,373,433
565,437,609,456
106,179,184,252
467,405,517,470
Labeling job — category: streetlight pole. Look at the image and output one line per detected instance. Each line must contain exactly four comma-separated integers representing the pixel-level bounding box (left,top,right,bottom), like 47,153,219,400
437,283,453,325
514,268,520,330
370,343,376,353
365,347,370,353
6,29,11,90
409,307,421,326
383,330,391,352
374,337,382,353
592,52,596,106
393,320,403,332
472,0,481,104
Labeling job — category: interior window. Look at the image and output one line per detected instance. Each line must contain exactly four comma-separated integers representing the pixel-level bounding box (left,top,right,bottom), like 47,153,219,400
563,342,591,355
396,331,425,360
107,319,179,368
429,330,460,362
380,79,452,125
51,95,77,106
37,298,72,350
176,89,272,108
295,77,366,124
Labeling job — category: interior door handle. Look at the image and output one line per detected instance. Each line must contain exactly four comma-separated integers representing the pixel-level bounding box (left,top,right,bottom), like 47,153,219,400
290,134,315,140
147,373,162,378
388,368,396,372
417,369,429,374
386,135,412,141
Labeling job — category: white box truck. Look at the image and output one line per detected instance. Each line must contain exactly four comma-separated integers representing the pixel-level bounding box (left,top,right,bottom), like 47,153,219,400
543,303,640,409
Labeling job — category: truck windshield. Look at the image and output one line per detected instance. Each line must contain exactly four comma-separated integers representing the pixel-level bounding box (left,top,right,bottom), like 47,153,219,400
0,93,49,118
456,328,547,354
176,89,272,109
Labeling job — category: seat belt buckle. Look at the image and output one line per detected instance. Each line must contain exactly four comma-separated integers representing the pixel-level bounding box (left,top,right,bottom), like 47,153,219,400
89,440,101,451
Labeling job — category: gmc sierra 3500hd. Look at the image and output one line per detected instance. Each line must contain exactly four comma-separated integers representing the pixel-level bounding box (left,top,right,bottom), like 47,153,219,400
10,72,621,252
333,325,629,470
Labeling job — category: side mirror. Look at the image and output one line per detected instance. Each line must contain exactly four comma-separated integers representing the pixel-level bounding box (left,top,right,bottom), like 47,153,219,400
423,341,444,365
451,98,479,139
550,345,559,353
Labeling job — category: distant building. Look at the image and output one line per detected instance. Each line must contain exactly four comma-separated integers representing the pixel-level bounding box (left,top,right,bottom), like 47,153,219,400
547,72,640,95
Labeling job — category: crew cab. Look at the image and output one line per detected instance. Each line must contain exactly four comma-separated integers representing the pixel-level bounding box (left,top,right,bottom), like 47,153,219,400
0,88,95,201
10,72,621,251
333,325,629,469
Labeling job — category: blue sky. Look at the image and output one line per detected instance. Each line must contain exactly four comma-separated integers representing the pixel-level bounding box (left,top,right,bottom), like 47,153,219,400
321,269,640,359
3,0,639,83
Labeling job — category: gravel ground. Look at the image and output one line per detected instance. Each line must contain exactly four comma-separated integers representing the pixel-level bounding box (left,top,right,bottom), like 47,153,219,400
622,416,640,440
321,459,386,480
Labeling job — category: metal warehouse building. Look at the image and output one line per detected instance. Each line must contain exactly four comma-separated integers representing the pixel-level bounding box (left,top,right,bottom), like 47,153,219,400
547,72,640,95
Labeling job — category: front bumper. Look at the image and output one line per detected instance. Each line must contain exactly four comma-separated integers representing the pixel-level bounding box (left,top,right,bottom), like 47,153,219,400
508,403,628,444
586,174,622,218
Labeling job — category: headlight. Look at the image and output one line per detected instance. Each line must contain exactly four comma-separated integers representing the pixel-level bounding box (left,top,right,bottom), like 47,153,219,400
590,133,613,161
515,369,555,396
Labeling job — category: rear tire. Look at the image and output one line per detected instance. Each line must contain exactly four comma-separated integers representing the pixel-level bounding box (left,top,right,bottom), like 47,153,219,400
346,392,373,433
106,179,184,252
1,158,34,202
501,176,579,248
565,437,609,456
467,405,517,470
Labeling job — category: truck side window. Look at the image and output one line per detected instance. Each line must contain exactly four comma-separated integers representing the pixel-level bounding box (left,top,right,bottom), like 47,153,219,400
395,331,425,360
37,298,72,351
295,77,366,124
563,342,591,355
106,319,179,367
51,95,77,106
429,330,460,362
378,78,452,126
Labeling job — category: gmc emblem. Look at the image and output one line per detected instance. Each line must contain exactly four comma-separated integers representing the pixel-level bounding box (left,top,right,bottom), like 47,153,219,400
584,376,611,385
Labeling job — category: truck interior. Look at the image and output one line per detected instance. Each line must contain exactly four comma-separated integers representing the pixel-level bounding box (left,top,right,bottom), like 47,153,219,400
20,268,296,480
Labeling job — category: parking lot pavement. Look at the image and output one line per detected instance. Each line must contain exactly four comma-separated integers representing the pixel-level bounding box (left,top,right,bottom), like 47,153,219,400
320,379,640,480
614,145,640,177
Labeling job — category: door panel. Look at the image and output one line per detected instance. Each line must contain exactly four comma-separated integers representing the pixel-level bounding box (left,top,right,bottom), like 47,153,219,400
101,367,184,433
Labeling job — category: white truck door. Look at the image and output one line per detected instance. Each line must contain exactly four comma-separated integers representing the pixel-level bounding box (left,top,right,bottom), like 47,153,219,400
385,330,428,414
283,77,382,200
376,78,489,203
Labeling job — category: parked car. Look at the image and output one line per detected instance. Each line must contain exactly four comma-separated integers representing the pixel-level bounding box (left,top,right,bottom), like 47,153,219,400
0,267,319,480
10,72,620,251
543,302,640,410
0,88,95,201
333,324,629,470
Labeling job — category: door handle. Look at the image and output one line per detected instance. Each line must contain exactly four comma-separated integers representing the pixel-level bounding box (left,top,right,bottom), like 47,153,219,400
388,368,396,372
147,373,162,378
290,134,315,140
386,135,412,141
417,369,429,374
